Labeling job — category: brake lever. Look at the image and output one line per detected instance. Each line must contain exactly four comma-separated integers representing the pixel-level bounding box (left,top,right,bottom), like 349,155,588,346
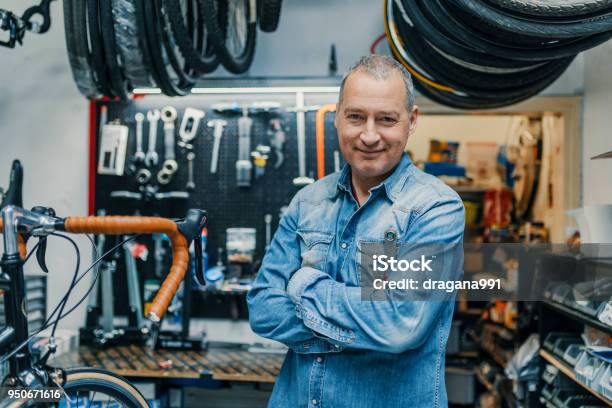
177,209,208,286
194,230,205,286
36,236,49,273
31,206,56,273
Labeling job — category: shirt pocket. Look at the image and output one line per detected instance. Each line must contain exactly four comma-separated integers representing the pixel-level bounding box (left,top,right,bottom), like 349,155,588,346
296,230,334,271
357,237,400,285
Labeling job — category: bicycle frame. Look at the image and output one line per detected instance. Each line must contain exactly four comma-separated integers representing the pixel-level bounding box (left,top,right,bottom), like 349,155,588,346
0,205,60,387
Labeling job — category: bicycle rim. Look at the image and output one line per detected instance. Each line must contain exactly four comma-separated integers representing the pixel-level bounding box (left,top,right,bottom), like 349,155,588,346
59,368,148,407
226,0,248,58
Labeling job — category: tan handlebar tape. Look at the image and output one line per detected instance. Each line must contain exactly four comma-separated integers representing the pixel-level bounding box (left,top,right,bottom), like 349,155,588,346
63,216,189,322
0,219,28,258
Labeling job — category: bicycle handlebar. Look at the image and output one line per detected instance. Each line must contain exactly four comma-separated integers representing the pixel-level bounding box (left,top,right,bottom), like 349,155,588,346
0,219,27,258
63,216,189,322
0,208,207,323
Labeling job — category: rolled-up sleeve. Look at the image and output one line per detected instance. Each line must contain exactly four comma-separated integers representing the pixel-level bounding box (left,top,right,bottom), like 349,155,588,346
285,195,465,353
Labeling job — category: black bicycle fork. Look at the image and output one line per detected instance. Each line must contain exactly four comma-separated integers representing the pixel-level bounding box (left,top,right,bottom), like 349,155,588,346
0,253,31,381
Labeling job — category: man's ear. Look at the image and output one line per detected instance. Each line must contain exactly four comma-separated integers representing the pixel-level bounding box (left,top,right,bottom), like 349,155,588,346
409,105,419,135
334,103,340,128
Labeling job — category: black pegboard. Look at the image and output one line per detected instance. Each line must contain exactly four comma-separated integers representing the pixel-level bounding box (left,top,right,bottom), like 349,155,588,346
93,95,343,318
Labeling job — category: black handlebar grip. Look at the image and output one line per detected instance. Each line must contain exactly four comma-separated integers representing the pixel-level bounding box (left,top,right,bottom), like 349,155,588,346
1,160,23,208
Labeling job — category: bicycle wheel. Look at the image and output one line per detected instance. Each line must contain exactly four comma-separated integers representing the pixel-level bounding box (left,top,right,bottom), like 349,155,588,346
258,0,283,32
60,368,148,407
0,368,147,408
202,0,257,74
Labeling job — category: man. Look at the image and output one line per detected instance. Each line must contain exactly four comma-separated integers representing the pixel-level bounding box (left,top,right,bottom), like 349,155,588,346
247,55,464,408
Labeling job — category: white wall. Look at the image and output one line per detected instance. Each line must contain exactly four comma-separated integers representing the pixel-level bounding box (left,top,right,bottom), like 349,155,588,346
0,0,600,331
0,1,90,330
582,41,612,206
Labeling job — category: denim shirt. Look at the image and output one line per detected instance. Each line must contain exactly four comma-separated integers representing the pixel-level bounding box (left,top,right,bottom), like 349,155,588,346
247,153,465,408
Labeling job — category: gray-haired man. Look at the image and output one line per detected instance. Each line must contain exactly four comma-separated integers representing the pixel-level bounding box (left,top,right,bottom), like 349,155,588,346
248,55,465,407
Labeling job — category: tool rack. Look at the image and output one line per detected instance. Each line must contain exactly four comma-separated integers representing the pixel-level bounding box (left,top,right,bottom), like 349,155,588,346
88,87,343,322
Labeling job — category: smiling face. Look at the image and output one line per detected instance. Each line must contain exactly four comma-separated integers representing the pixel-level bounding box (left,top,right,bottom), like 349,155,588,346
335,69,418,185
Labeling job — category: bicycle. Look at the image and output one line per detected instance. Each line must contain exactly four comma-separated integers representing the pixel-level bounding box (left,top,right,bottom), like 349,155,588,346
0,160,208,407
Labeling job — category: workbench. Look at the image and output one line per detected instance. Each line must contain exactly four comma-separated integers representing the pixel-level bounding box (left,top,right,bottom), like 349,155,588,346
53,345,285,384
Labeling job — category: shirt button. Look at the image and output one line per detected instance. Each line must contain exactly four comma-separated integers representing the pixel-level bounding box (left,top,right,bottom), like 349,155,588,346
340,243,348,249
316,357,322,363
312,400,318,405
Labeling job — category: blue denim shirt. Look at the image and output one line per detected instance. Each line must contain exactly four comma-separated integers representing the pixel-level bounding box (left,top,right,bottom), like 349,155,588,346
247,153,465,408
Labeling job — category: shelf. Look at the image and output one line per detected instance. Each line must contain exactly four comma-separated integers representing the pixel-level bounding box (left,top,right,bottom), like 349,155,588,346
540,349,610,405
543,301,612,335
450,186,489,194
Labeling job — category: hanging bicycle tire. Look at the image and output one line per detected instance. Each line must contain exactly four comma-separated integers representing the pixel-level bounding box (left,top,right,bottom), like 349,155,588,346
258,0,283,32
162,0,220,74
63,0,102,99
384,0,612,109
483,0,612,18
111,0,154,88
201,0,257,74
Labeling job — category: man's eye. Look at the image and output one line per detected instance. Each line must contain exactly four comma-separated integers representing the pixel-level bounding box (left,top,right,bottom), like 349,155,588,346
378,117,397,124
347,114,364,121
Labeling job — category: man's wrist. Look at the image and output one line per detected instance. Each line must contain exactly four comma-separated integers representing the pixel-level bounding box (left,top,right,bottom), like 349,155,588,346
286,266,326,304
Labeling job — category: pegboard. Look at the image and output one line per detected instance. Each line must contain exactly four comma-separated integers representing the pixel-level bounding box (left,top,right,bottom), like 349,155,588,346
92,91,343,318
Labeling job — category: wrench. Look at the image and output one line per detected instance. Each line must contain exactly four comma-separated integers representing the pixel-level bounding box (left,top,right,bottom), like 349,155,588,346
179,107,205,147
145,109,160,167
207,119,227,174
134,113,146,163
159,106,178,177
264,214,272,251
268,119,285,169
236,113,253,187
186,152,195,191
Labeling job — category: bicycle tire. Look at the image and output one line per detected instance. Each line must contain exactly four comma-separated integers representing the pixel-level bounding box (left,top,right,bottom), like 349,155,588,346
111,0,154,88
411,0,612,61
413,74,563,110
201,0,257,74
449,0,612,38
156,0,198,88
85,0,114,97
136,0,190,96
99,0,131,99
63,0,101,99
395,15,573,92
0,368,147,408
61,368,148,407
484,0,612,18
163,0,220,74
258,0,283,32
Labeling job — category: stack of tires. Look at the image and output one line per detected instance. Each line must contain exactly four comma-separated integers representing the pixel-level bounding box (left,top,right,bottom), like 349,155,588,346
384,0,612,109
64,0,283,99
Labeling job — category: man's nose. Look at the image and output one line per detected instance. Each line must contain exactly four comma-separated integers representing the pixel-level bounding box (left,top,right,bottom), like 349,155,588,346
360,118,380,145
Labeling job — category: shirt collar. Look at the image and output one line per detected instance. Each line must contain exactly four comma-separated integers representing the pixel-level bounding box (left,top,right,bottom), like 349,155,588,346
335,153,413,202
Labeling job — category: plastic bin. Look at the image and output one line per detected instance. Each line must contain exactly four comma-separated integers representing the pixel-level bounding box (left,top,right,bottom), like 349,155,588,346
542,364,576,389
575,351,606,386
563,343,586,367
541,383,557,401
544,332,580,354
592,361,611,399
554,336,583,359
